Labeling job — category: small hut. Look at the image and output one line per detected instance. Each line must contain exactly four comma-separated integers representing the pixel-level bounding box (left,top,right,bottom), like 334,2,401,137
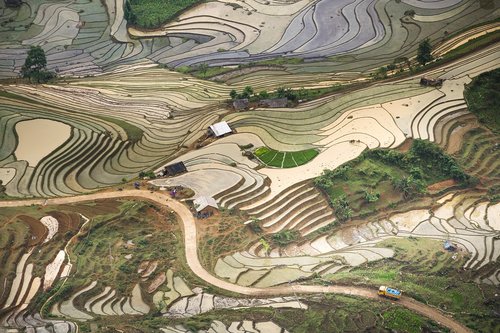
161,161,187,177
444,240,457,252
259,98,288,108
233,98,249,111
420,77,444,87
193,196,219,218
4,0,22,7
209,121,232,138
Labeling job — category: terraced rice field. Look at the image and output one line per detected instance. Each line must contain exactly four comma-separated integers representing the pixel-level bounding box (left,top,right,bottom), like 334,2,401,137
0,0,497,78
254,147,319,168
1,0,500,332
215,191,499,287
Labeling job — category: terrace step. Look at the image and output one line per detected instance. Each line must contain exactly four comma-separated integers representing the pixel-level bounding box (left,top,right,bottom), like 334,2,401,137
244,181,311,216
218,167,265,208
265,195,326,233
258,187,318,224
230,185,271,210
262,192,320,228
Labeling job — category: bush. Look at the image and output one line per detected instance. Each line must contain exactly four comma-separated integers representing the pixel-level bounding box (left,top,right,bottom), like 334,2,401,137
363,190,380,203
331,195,353,222
139,171,156,179
464,68,500,133
119,263,133,274
404,9,416,17
248,219,262,234
392,176,426,199
271,230,299,246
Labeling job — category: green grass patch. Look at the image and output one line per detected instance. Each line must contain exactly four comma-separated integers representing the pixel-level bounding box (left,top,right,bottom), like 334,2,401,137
324,238,499,332
270,229,299,247
94,114,144,143
125,0,203,29
198,209,257,271
464,68,500,133
443,30,500,61
254,147,318,168
171,64,236,79
314,139,472,220
120,294,448,333
253,56,304,66
383,308,428,333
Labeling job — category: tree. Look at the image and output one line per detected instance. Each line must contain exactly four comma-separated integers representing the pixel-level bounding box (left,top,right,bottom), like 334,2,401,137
124,0,137,25
404,9,416,17
21,46,54,83
276,87,286,98
363,190,380,203
0,180,6,197
331,195,353,222
198,63,208,77
229,89,238,99
392,176,426,199
417,38,433,66
241,86,254,98
258,90,269,99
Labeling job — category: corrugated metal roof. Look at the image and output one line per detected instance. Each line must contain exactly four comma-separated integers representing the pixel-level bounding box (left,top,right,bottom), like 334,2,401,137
209,121,232,137
193,196,218,212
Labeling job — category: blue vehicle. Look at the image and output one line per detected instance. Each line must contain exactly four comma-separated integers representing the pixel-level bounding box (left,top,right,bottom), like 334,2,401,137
378,286,402,300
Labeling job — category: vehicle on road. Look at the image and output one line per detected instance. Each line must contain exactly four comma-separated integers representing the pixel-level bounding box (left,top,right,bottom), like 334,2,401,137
378,286,402,300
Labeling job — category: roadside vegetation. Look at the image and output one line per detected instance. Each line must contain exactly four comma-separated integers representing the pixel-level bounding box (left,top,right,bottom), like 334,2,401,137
464,68,500,133
101,294,448,333
314,139,473,221
324,238,499,332
198,209,258,271
27,200,206,317
124,0,202,29
254,147,318,168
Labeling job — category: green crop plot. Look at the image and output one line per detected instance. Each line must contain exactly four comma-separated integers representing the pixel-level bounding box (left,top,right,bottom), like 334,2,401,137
254,147,318,168
125,0,201,29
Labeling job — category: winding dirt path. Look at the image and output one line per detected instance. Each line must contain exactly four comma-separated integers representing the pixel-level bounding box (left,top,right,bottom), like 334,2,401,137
0,190,471,333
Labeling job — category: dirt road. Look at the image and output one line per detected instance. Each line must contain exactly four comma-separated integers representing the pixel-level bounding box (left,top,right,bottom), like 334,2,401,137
0,190,472,333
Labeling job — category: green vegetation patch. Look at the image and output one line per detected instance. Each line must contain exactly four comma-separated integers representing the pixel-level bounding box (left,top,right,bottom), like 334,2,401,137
199,209,258,271
32,200,203,317
70,201,181,292
95,114,144,143
254,146,318,168
229,84,352,103
443,30,500,61
464,68,500,133
99,294,447,333
325,238,499,332
173,64,235,79
270,230,299,247
383,308,429,333
124,0,202,29
314,139,472,220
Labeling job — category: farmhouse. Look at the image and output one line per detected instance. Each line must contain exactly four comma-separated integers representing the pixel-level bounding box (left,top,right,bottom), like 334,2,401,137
233,98,249,111
259,98,288,108
161,161,187,177
209,121,232,137
420,77,444,87
193,196,218,217
4,0,22,7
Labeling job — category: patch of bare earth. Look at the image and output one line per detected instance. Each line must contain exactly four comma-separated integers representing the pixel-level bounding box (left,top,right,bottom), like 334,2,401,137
427,179,457,193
